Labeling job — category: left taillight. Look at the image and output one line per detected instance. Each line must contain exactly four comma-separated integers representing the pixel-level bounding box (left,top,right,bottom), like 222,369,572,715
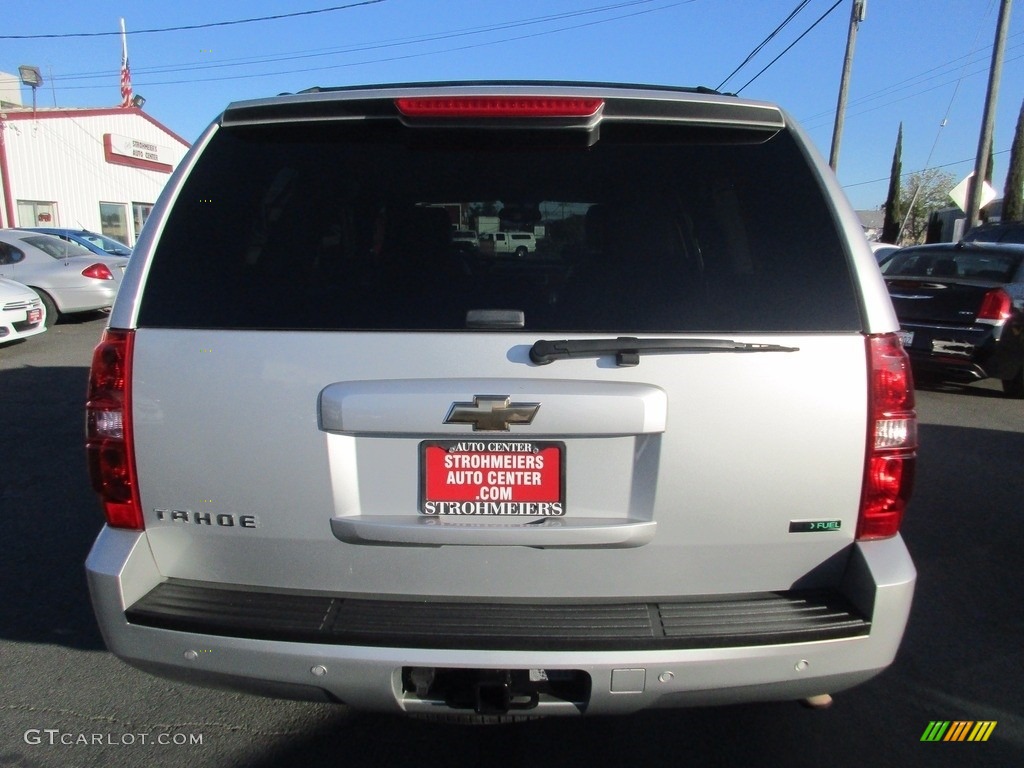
86,329,142,529
858,333,917,540
82,263,114,280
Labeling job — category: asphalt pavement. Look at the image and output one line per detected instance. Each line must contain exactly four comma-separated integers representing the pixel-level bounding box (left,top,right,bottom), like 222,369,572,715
1,313,1021,768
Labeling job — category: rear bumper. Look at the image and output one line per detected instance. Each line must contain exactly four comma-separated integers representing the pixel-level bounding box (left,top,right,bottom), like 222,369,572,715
901,321,1019,382
47,283,118,314
86,527,915,716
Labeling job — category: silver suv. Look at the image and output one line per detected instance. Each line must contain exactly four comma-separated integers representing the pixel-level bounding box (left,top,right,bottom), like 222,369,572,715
86,83,917,720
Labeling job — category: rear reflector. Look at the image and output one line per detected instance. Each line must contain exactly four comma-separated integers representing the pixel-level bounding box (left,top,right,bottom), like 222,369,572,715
858,334,917,540
86,329,142,530
395,96,604,119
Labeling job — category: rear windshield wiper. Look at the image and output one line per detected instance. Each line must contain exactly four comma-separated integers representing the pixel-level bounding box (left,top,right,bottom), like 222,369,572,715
529,337,799,366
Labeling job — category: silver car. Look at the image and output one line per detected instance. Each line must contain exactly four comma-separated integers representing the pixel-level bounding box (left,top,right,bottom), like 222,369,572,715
0,230,127,326
0,277,46,344
86,83,917,721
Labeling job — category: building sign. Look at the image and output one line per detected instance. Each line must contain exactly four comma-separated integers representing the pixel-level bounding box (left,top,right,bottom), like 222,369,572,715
103,133,173,173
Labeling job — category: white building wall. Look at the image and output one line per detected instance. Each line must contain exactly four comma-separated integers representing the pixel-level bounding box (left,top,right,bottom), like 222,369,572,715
1,109,189,242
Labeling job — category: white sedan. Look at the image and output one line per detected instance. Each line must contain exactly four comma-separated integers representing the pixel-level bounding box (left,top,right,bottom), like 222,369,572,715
0,277,46,344
0,230,128,326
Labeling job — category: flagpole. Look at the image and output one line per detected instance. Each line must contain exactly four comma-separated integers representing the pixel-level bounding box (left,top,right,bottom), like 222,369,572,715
120,18,133,108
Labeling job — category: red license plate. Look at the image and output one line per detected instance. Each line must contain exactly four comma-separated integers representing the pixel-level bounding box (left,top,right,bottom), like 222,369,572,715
28,308,42,324
421,441,564,516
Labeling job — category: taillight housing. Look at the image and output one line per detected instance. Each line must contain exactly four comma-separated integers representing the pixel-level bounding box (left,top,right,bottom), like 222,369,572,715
976,288,1013,324
86,329,142,529
82,263,114,280
395,96,604,119
859,334,917,540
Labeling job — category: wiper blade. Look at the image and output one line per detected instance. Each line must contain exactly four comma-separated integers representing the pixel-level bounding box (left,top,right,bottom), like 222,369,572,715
529,337,799,366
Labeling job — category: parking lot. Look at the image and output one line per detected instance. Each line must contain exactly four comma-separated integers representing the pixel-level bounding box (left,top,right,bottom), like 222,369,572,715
1,313,1022,768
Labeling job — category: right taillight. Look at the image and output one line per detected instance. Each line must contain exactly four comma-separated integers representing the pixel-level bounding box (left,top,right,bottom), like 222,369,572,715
858,333,917,540
86,329,142,529
976,288,1013,324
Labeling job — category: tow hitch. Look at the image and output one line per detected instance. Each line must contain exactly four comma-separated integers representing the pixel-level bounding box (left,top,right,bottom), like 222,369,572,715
402,667,590,715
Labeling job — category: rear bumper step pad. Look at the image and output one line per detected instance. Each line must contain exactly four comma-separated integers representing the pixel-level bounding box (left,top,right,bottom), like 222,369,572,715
126,580,871,651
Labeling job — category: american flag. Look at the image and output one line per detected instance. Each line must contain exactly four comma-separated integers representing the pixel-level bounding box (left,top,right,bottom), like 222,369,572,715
120,18,132,108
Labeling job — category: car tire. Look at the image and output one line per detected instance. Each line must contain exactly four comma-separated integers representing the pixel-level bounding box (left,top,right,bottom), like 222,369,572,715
30,288,59,328
515,246,528,258
1001,364,1024,398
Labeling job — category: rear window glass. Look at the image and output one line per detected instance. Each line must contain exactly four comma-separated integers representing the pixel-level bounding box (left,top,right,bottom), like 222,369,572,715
139,120,860,332
964,224,1024,244
882,248,1022,281
24,236,93,259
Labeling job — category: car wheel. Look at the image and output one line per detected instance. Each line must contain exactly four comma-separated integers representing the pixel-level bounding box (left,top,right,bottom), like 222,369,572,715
1001,364,1024,398
30,288,59,328
515,246,528,258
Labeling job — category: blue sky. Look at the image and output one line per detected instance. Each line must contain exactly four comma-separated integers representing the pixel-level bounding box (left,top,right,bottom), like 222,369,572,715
3,0,1022,210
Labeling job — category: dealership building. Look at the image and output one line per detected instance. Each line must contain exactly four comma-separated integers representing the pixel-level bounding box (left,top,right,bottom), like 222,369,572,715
0,72,190,246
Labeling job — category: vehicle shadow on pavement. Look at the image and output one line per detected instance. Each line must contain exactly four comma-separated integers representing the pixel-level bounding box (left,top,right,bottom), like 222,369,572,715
0,365,107,650
238,688,1007,768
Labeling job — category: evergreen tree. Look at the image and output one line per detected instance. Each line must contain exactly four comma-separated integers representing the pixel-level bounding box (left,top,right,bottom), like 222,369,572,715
881,123,903,243
1003,100,1024,222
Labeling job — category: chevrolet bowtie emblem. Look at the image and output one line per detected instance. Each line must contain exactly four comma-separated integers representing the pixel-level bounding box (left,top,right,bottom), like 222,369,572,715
444,395,540,431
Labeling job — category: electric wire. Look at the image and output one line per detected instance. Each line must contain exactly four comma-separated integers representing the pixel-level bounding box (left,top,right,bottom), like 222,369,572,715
0,1,387,39
735,0,844,94
716,0,811,91
50,1,680,84
44,2,687,91
896,0,998,241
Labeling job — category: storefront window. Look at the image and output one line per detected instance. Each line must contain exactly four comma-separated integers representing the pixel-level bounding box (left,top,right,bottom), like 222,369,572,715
133,202,154,240
17,200,58,226
100,202,130,246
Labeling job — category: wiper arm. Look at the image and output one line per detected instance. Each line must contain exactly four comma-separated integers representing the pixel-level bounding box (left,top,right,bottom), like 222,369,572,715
529,337,799,366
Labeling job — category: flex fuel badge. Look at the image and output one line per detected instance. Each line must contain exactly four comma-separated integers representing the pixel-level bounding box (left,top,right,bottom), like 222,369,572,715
789,520,842,533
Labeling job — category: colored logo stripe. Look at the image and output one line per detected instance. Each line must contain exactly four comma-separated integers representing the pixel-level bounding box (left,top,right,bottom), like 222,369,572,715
920,721,996,742
967,721,997,742
921,721,949,741
945,721,973,741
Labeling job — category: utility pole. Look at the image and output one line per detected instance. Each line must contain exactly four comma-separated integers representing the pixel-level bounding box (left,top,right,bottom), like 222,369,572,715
966,0,1013,233
829,0,867,172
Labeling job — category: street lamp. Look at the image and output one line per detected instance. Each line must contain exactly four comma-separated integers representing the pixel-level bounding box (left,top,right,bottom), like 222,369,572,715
18,65,43,112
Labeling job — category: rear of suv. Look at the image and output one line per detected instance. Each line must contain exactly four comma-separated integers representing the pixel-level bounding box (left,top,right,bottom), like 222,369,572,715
86,83,917,719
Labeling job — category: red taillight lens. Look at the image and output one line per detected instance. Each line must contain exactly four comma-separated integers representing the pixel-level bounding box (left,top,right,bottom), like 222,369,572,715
395,96,604,118
859,334,917,540
976,288,1012,323
86,329,142,529
82,263,114,280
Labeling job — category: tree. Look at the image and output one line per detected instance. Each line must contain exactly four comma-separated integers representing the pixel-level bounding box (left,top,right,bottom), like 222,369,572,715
898,168,957,244
881,123,903,243
1003,99,1024,222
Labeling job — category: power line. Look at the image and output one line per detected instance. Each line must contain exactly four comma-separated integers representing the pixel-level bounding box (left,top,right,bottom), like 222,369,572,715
45,2,688,91
735,0,844,94
50,1,676,83
716,0,812,91
798,32,1024,125
0,1,387,39
798,50,1024,132
842,148,1010,189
